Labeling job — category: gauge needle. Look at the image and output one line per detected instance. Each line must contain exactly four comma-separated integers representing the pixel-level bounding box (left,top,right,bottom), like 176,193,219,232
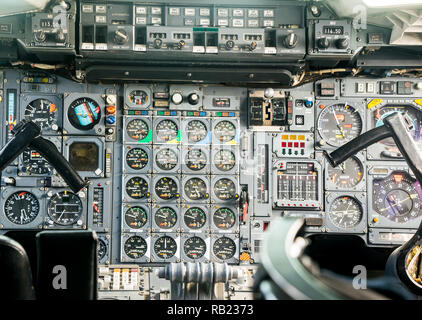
381,195,413,214
333,108,346,139
57,209,66,222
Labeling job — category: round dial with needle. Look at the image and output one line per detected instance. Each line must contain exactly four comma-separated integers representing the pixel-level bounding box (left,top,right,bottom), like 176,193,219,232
184,178,208,201
328,196,362,229
154,235,177,259
4,191,40,225
183,207,207,230
327,156,363,188
24,98,58,131
124,206,148,229
47,191,83,225
154,207,177,229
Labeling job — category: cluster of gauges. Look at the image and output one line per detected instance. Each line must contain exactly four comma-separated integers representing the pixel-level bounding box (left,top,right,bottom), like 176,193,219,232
121,233,238,263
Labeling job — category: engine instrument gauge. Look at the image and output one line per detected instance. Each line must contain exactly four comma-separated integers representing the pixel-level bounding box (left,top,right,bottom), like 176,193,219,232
124,236,147,259
186,120,207,143
184,236,206,259
213,178,237,201
128,90,149,106
98,238,107,260
156,119,178,142
213,237,236,260
184,178,208,201
68,97,101,130
214,121,236,143
154,235,177,259
154,207,177,229
22,148,52,175
124,206,148,229
48,191,83,225
185,149,207,171
327,156,363,188
213,208,236,230
126,119,149,141
125,177,149,200
214,150,236,172
373,173,422,223
184,207,207,230
155,148,178,171
155,177,178,200
126,148,149,170
328,196,362,229
4,191,40,225
24,98,57,130
317,103,362,147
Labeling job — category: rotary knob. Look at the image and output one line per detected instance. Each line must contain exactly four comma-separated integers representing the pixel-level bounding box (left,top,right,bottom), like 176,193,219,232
283,33,298,49
187,93,200,105
114,29,128,45
336,38,349,49
225,40,235,51
317,37,330,49
171,92,183,105
153,38,163,49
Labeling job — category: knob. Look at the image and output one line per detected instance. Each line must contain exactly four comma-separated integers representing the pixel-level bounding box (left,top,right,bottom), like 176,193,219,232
284,33,298,49
336,38,349,49
177,40,185,50
55,30,66,43
317,37,330,49
153,38,163,49
225,40,235,50
249,41,257,51
171,92,183,105
264,88,275,99
34,31,46,42
187,93,200,105
114,29,128,45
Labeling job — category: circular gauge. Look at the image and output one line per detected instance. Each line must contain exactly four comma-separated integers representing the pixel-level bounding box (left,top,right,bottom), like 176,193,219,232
124,236,147,259
184,178,208,201
213,207,236,230
186,120,207,143
68,97,101,130
374,173,422,223
4,191,40,225
154,235,177,259
317,103,362,147
126,148,148,170
328,196,363,229
126,119,149,141
184,237,207,259
124,206,148,229
327,156,363,188
213,178,237,201
156,119,178,142
213,237,236,260
98,239,107,260
128,90,149,106
125,177,149,200
184,207,207,230
214,150,236,172
185,149,207,171
48,191,83,225
22,148,52,175
24,98,57,130
214,121,236,143
154,207,177,229
155,177,178,200
155,148,178,171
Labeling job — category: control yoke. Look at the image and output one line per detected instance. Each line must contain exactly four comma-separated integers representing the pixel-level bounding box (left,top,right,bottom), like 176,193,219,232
0,120,87,193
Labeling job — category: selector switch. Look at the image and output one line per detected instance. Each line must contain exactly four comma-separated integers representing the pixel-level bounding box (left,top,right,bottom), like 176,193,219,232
171,92,183,105
336,38,349,49
154,38,163,49
283,33,298,49
187,93,200,105
225,40,235,50
317,37,330,49
114,29,128,45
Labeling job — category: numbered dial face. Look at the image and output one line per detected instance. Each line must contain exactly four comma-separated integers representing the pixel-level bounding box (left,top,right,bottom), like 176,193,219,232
154,207,177,229
126,148,148,170
214,121,236,143
124,236,147,259
155,177,178,200
128,90,148,106
184,178,208,201
184,237,207,259
126,177,149,199
317,104,362,147
214,150,236,172
48,191,83,225
98,239,107,260
327,156,363,188
214,178,237,201
328,196,363,229
24,98,57,130
373,173,422,223
185,149,207,171
22,148,52,175
155,148,178,171
187,120,207,143
68,97,101,130
156,120,178,142
184,207,207,230
125,206,148,229
213,237,236,260
126,119,149,141
154,236,177,259
4,191,40,225
213,208,236,230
